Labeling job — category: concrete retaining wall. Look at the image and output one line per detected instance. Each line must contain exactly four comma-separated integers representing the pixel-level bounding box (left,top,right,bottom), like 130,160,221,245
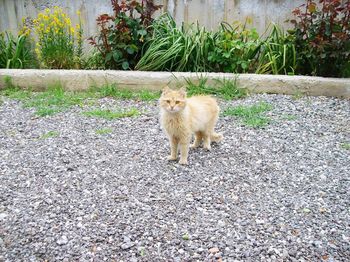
0,69,349,98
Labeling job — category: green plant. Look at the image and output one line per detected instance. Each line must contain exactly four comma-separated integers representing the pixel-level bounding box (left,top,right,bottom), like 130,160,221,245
184,77,247,100
182,233,189,241
290,0,350,77
33,7,83,69
95,128,113,135
208,20,261,73
136,14,216,72
88,0,161,70
40,131,59,139
1,76,32,100
0,30,35,69
91,84,160,100
341,142,350,150
281,114,297,121
82,51,106,69
223,102,273,128
256,24,296,75
83,108,140,120
23,82,88,116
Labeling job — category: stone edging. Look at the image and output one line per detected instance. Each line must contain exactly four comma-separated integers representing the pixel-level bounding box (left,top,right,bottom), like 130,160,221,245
0,69,349,98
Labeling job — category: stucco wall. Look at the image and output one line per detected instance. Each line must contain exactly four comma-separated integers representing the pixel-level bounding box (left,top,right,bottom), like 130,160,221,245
0,0,305,37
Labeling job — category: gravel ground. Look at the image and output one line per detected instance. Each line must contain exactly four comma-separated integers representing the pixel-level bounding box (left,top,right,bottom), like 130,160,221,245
0,94,349,262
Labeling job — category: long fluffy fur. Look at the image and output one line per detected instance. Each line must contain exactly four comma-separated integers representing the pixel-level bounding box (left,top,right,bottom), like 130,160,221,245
159,87,223,165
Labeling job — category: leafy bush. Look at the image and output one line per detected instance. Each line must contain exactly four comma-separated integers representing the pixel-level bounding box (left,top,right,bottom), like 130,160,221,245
136,14,216,72
0,29,35,69
208,21,261,73
290,0,350,77
33,7,83,69
256,24,296,75
88,0,161,70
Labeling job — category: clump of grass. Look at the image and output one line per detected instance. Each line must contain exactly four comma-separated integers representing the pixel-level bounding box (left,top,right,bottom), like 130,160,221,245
95,128,113,135
91,84,161,101
83,108,140,120
40,131,59,139
23,82,89,116
182,233,189,241
281,114,297,121
341,143,350,150
185,77,247,100
223,101,273,128
1,76,32,100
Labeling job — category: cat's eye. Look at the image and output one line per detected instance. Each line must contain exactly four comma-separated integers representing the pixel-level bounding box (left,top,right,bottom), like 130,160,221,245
175,101,180,104
166,100,171,103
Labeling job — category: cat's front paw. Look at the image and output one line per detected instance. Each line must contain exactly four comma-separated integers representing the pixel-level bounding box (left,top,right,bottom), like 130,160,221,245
203,145,211,151
167,155,177,161
179,159,188,165
190,143,199,149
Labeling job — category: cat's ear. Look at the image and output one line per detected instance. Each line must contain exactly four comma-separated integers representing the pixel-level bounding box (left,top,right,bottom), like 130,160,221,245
179,87,187,98
162,86,171,95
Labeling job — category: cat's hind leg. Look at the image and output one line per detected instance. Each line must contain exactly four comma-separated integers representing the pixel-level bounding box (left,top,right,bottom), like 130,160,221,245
211,132,223,142
190,131,203,148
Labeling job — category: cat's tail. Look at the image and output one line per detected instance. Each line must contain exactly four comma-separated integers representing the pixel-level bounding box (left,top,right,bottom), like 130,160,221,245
211,132,223,143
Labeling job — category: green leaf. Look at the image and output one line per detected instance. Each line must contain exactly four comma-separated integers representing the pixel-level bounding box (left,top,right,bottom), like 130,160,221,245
122,61,129,70
241,62,248,69
126,47,135,55
137,29,147,36
105,52,113,62
113,51,122,62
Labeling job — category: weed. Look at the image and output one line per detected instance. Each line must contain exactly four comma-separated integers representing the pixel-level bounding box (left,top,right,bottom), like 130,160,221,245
292,90,305,100
281,114,297,121
95,128,113,135
185,77,247,100
341,143,350,150
140,247,146,257
92,84,160,101
40,131,59,139
1,76,32,100
83,108,140,120
23,82,88,116
182,233,189,241
223,101,273,128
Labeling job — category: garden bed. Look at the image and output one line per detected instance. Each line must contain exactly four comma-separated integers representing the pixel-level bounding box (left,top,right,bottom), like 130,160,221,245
1,69,350,98
0,91,349,261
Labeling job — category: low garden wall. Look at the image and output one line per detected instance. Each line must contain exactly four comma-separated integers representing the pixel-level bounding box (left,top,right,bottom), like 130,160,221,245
0,69,349,98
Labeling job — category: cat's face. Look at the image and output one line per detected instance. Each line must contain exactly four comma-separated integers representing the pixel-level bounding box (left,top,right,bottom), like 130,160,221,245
160,86,187,113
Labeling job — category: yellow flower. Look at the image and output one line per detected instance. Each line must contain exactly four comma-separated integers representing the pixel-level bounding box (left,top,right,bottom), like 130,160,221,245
76,10,81,16
70,27,75,34
76,24,80,30
64,18,71,26
45,8,50,14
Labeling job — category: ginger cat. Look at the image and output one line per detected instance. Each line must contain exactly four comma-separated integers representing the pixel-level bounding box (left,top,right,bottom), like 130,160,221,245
159,86,223,165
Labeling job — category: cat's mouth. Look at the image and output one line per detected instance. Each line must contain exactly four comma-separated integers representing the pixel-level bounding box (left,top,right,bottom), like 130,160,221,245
167,108,180,113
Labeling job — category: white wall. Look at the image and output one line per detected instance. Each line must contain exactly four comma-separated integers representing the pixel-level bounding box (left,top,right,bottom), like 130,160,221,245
0,0,306,37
